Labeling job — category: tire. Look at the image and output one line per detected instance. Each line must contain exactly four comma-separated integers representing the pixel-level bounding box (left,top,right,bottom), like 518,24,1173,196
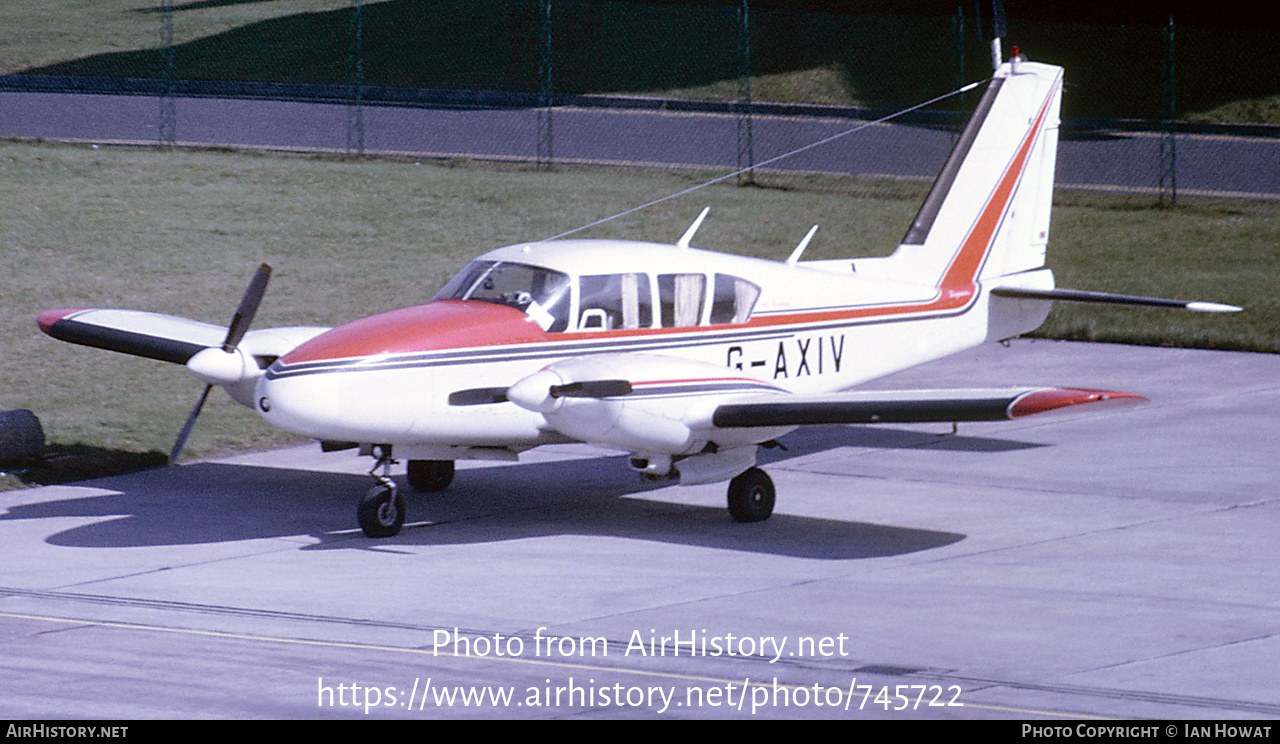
726,467,775,522
406,459,455,492
358,483,405,537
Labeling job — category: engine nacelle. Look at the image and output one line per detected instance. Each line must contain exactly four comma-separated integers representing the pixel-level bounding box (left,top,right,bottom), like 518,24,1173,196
505,354,784,456
552,398,697,454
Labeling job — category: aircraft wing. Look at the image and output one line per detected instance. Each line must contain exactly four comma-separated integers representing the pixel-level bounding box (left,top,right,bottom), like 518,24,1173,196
38,308,329,365
710,387,1146,428
465,354,1146,459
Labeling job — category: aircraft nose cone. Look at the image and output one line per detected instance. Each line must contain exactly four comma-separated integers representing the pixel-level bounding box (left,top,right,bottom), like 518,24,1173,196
253,370,338,440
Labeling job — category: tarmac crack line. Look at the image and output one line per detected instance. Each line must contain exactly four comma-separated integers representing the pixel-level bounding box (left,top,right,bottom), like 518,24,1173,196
46,540,318,592
1065,628,1280,682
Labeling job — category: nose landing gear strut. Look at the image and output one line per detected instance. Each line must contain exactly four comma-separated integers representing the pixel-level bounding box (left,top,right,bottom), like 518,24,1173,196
357,446,404,537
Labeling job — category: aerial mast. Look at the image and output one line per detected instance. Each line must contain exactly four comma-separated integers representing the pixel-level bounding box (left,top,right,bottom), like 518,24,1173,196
989,0,1007,70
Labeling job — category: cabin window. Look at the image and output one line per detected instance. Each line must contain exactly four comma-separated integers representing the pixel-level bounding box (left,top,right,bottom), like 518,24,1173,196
657,273,706,328
577,273,653,331
433,260,571,332
709,274,760,324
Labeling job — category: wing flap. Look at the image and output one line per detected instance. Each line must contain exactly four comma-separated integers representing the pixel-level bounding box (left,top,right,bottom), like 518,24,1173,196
712,387,1145,428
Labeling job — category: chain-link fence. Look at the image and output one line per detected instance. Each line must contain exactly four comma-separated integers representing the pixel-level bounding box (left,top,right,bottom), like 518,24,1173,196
2,1,1277,201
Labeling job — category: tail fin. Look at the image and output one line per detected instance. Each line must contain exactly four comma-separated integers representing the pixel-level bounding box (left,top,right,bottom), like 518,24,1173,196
858,60,1062,288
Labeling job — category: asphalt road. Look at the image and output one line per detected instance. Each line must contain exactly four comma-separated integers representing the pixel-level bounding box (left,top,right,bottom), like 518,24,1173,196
2,339,1276,719
2,89,1278,199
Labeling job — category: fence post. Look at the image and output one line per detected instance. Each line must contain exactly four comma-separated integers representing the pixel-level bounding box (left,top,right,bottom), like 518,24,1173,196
159,0,176,149
347,0,366,157
537,0,554,169
736,0,754,185
1158,13,1177,206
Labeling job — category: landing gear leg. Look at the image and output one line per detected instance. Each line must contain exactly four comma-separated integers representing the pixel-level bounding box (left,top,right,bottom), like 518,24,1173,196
358,446,404,538
726,467,775,522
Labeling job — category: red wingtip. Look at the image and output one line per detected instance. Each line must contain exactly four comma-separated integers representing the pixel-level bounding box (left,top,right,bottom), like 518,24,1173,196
38,308,87,335
1009,388,1148,418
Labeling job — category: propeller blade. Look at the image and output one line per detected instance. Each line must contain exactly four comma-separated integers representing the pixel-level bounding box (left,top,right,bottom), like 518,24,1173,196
170,265,272,464
170,384,213,464
549,379,633,399
223,263,272,351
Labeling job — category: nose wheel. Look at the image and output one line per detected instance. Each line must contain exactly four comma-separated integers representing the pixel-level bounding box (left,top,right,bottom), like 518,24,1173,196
358,446,405,537
358,479,405,538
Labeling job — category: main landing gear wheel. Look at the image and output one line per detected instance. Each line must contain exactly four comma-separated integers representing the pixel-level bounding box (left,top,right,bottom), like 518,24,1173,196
358,481,405,538
407,459,454,492
726,467,775,522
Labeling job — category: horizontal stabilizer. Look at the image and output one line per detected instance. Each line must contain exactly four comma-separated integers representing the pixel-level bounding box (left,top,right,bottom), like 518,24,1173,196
712,387,1145,428
990,287,1241,313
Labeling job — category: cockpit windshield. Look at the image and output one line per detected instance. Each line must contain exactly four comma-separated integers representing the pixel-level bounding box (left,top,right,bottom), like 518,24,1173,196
433,260,571,332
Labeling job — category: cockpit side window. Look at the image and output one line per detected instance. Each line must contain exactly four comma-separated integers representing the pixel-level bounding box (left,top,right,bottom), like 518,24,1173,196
577,273,653,331
433,260,571,332
709,274,760,325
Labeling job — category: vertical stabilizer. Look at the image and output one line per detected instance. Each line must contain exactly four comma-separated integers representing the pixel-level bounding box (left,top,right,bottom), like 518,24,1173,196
860,61,1062,289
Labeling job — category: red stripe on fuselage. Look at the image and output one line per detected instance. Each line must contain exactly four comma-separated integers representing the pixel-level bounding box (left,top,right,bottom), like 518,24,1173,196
279,300,547,364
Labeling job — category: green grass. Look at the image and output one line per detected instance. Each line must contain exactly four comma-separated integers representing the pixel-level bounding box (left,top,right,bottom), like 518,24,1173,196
1,139,1275,485
4,1,1279,123
1038,193,1279,352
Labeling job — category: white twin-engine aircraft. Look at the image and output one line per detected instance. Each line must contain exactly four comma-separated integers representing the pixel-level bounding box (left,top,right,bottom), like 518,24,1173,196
40,59,1238,537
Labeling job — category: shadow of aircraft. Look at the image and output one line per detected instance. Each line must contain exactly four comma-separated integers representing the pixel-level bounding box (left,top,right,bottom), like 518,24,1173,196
2,423,1053,558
